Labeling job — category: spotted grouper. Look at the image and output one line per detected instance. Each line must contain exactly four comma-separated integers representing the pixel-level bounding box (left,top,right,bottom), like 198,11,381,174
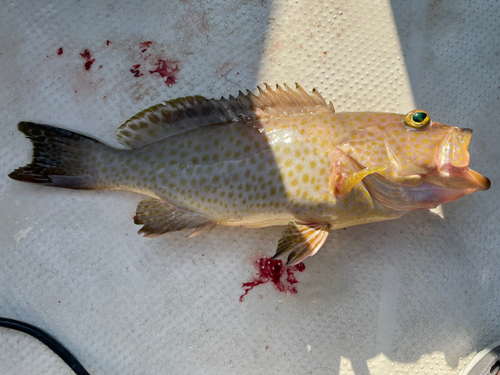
9,84,490,264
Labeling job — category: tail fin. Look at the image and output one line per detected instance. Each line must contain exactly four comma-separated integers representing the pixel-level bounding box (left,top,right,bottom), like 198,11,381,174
9,122,110,189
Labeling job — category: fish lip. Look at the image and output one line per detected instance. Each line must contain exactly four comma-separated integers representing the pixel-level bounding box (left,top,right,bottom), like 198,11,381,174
464,168,491,191
462,128,473,148
431,127,490,191
434,163,491,191
437,127,473,168
460,128,491,190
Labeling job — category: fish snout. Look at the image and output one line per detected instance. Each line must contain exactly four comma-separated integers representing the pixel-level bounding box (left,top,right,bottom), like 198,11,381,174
435,163,491,192
454,128,490,191
464,168,491,191
447,127,472,168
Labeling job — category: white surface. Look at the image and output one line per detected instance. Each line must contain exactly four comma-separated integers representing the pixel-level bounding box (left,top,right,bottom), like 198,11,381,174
0,0,499,374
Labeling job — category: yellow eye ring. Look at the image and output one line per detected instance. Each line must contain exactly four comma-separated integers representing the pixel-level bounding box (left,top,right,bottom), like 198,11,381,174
404,110,431,130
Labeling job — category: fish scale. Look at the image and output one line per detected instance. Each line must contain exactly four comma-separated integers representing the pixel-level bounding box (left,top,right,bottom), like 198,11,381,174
9,84,490,265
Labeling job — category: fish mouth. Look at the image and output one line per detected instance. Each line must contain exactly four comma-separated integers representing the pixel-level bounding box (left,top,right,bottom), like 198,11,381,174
362,127,490,212
462,168,491,191
438,127,472,168
428,163,491,192
428,127,490,192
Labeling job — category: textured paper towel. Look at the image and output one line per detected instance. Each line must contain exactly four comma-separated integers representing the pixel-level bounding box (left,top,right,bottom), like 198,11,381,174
0,0,499,374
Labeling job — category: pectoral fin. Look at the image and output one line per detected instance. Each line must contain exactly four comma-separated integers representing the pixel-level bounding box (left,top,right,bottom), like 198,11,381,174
135,198,216,238
273,222,330,265
335,164,388,196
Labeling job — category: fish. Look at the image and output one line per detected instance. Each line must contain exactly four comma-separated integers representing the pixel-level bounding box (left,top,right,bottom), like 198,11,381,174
9,83,490,265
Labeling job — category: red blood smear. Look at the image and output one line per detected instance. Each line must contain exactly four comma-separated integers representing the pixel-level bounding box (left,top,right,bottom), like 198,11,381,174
57,47,63,55
106,40,111,46
149,59,179,86
140,41,153,48
130,64,144,77
84,59,95,70
80,49,92,60
239,257,305,302
80,49,95,70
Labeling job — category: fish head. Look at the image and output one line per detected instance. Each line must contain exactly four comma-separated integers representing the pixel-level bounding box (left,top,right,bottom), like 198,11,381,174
339,110,490,211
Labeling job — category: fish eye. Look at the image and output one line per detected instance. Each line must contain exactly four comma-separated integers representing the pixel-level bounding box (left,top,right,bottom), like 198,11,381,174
404,110,431,130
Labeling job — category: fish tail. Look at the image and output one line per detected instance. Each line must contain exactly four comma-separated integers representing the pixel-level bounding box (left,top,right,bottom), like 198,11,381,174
9,122,112,189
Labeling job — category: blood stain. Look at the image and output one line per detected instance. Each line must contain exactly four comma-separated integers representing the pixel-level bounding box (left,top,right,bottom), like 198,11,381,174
140,41,153,49
84,60,95,70
80,49,95,71
139,41,153,57
130,64,144,77
239,257,305,302
80,49,91,60
57,47,63,55
106,40,111,46
149,59,180,86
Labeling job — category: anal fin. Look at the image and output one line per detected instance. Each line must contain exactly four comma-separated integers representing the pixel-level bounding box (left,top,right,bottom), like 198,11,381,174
135,198,216,238
273,222,330,265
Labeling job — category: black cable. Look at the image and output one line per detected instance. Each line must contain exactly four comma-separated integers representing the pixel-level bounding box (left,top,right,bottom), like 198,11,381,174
0,317,91,375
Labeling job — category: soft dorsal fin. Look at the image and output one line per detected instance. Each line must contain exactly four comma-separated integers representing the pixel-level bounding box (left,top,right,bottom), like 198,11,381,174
116,83,335,148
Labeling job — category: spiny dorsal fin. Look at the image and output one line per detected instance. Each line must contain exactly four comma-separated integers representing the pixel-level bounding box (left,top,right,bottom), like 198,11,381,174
116,83,334,148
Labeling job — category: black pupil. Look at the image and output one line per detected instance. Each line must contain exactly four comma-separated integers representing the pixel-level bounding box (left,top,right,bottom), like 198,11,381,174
412,112,427,123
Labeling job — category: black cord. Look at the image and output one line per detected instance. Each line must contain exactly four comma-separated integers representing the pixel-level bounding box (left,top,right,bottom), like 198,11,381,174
0,317,91,375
